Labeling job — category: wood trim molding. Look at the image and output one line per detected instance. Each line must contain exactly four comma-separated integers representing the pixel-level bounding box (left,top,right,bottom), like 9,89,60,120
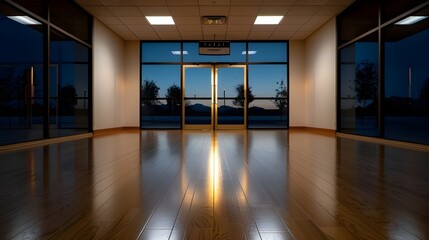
93,127,141,137
0,133,93,153
289,127,336,136
336,132,429,152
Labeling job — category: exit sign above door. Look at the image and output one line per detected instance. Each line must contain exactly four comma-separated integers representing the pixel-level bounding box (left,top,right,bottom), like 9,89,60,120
199,41,230,55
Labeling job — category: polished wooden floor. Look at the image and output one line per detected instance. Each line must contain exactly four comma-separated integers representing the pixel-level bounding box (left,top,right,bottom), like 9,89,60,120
0,130,428,240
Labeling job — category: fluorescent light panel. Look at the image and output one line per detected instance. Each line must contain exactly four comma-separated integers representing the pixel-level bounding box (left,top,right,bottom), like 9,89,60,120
241,51,257,55
7,16,41,25
171,51,188,55
254,16,283,25
146,16,175,25
395,16,428,25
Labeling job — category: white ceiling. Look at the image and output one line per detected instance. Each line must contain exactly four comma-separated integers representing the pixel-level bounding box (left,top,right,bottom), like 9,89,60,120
75,0,354,41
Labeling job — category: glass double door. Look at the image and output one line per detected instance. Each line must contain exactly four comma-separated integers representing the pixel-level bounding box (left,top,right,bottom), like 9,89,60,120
183,65,246,130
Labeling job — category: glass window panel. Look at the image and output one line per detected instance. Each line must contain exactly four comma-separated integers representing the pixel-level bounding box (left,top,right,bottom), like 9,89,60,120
0,3,44,145
50,0,91,43
141,64,181,128
248,64,288,128
217,67,245,125
10,0,46,19
183,67,212,125
50,29,90,137
382,0,427,23
183,42,245,63
339,32,379,137
248,42,287,62
384,8,429,144
142,42,181,62
249,64,287,98
338,0,379,45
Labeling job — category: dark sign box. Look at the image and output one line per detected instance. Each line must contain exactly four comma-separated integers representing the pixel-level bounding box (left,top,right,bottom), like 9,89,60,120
199,41,230,55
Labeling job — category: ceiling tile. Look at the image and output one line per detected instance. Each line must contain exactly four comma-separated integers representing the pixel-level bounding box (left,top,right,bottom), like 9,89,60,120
276,24,302,31
117,31,139,40
83,6,115,17
101,0,134,5
137,6,171,15
127,24,154,32
269,31,295,39
108,6,144,17
157,31,182,40
315,5,345,16
248,31,272,40
227,24,252,31
226,31,248,40
325,0,353,5
75,0,103,5
165,0,198,5
199,6,230,16
287,6,321,16
106,24,129,32
179,31,203,40
229,6,259,16
134,31,160,40
262,0,296,5
199,0,230,5
119,16,148,24
203,32,226,40
306,15,332,24
227,16,255,24
282,15,311,24
98,16,122,24
152,25,179,32
292,31,311,39
251,25,277,32
176,24,201,31
169,6,200,16
299,24,320,32
133,0,167,5
202,25,227,32
293,0,328,5
173,16,201,24
231,0,263,5
258,6,291,15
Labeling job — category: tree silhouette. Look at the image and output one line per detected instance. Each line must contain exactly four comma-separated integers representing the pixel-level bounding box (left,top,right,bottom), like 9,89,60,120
354,61,378,109
165,84,181,108
273,80,288,110
141,80,160,106
233,84,254,108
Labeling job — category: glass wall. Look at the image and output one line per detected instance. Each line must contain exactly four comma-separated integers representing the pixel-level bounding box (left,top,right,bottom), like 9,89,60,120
339,33,379,136
0,1,92,146
338,1,429,145
141,41,288,129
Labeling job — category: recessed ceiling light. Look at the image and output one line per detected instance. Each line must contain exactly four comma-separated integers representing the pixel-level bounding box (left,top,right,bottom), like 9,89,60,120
146,16,175,25
241,51,257,55
7,16,41,25
171,51,188,55
254,16,283,25
395,16,428,25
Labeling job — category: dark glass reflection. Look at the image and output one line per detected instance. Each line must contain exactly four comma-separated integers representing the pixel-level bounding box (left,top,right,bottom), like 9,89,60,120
248,64,288,128
384,8,429,144
339,33,379,136
0,4,44,145
141,65,181,128
50,29,90,137
338,0,379,45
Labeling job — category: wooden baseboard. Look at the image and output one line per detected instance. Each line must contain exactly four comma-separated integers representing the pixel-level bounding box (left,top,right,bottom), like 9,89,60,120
0,133,93,153
336,132,429,152
289,127,336,136
93,127,140,136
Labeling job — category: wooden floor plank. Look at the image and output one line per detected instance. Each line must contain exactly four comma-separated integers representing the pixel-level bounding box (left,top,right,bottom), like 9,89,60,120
1,130,429,240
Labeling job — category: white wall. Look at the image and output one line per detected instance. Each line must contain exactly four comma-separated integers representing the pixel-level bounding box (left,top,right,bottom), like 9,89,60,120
122,41,140,127
304,18,337,130
289,40,306,127
93,18,125,130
